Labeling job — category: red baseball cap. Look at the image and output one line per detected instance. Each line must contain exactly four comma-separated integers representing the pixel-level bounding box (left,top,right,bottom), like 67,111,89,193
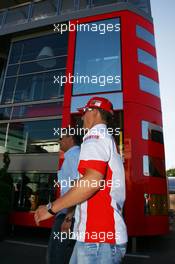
78,97,114,115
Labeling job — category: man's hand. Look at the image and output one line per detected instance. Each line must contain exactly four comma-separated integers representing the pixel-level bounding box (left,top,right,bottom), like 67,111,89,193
34,205,53,226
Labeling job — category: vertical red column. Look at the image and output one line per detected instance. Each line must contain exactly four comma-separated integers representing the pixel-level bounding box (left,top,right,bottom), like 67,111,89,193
62,20,77,128
122,11,168,235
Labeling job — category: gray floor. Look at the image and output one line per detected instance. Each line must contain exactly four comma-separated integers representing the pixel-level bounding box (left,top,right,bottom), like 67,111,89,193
0,226,175,264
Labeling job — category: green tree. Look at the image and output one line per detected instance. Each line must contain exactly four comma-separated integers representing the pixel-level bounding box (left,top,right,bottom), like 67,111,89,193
167,168,175,177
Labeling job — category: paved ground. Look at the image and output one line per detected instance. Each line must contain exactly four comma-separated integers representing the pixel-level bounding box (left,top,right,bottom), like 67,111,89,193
0,226,175,264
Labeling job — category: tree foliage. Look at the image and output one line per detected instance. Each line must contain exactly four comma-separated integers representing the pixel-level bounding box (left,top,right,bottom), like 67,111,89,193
167,168,175,177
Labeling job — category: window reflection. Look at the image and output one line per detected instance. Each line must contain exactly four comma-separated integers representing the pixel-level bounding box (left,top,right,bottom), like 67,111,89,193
9,42,23,64
71,93,123,113
9,33,68,64
12,102,63,119
13,70,64,103
0,107,11,120
79,0,90,9
1,32,68,104
6,65,19,77
128,0,151,14
144,193,168,216
0,11,4,27
61,0,75,13
0,123,7,153
19,56,66,75
12,173,57,211
168,177,175,194
1,77,16,104
31,0,57,21
139,75,160,97
6,119,61,153
4,5,29,27
138,49,158,71
73,18,121,95
143,155,166,178
136,25,155,47
92,0,118,6
142,121,163,144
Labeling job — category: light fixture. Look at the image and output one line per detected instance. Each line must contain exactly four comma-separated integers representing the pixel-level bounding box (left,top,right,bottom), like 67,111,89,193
37,46,56,68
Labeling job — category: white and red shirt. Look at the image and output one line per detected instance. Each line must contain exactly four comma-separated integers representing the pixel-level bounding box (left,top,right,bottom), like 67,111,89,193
73,124,128,244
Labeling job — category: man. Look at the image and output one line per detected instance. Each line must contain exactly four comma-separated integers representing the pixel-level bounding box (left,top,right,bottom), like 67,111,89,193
35,97,128,264
47,129,80,264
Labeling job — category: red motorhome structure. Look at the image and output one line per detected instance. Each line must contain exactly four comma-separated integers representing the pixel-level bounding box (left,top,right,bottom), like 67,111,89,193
0,0,168,236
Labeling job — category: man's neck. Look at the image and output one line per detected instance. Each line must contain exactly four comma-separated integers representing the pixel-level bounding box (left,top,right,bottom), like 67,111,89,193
89,121,106,129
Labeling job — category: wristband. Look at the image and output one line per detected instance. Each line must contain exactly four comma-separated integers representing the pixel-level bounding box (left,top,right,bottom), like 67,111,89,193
46,202,56,216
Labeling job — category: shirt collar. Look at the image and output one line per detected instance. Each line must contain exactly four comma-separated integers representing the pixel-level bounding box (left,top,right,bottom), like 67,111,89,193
83,123,107,140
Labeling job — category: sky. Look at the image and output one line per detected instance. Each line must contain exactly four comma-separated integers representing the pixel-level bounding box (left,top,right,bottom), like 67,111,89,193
150,0,175,170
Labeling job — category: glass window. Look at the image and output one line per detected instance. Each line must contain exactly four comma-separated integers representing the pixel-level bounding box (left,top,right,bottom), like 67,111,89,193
0,107,12,120
4,5,29,27
61,0,75,13
1,77,16,104
79,0,90,9
128,0,151,14
136,25,155,47
14,70,65,103
19,56,66,75
9,42,23,65
139,75,160,97
92,0,118,6
71,92,123,113
168,177,175,194
3,33,68,104
10,33,68,63
73,18,121,95
142,121,163,144
138,49,158,71
12,102,63,119
31,0,57,21
12,173,57,211
0,11,5,28
6,119,61,153
143,155,166,178
0,123,8,153
144,193,168,216
6,65,19,77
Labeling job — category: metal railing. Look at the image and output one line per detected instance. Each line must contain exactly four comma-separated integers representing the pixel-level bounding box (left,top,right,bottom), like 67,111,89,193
0,0,151,30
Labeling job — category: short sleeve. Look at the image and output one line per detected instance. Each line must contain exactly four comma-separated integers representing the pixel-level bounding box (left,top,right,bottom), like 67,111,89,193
78,137,110,176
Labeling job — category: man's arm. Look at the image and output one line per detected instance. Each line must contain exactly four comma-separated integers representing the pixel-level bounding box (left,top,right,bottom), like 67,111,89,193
34,168,104,225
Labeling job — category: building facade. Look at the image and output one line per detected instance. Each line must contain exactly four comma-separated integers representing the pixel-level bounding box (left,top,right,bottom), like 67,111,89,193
0,0,169,235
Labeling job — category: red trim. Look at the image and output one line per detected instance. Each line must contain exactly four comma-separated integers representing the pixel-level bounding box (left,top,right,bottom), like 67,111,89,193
62,22,76,127
85,165,115,243
136,38,156,57
78,160,107,176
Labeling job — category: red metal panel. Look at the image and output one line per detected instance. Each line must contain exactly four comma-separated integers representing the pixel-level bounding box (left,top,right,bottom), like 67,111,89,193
122,12,168,235
62,23,76,127
10,211,54,228
61,10,168,236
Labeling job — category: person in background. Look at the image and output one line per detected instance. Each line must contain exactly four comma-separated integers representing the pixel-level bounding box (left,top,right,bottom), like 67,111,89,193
47,128,81,264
